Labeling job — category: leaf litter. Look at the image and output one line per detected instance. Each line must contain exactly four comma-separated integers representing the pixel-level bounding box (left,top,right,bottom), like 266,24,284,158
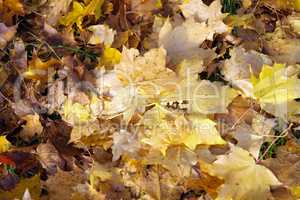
0,0,300,199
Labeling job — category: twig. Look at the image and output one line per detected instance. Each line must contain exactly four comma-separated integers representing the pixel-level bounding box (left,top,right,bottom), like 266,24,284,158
258,123,292,161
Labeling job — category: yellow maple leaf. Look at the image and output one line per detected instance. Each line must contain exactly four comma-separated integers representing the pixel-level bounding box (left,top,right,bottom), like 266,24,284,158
99,46,122,67
208,145,281,200
0,136,10,153
251,63,300,104
23,55,60,80
60,0,104,29
63,99,93,125
62,96,106,143
141,105,225,155
162,80,238,114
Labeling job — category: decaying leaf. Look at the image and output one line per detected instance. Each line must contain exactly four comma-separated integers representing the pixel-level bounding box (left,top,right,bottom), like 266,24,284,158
36,142,61,175
41,0,73,26
1,0,300,199
263,26,300,65
0,23,16,49
0,66,8,87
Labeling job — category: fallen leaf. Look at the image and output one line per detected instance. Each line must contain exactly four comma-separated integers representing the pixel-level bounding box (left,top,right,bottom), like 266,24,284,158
0,136,11,153
250,63,300,118
60,0,105,29
88,25,116,46
41,0,72,26
0,0,24,24
208,145,281,200
36,142,61,175
0,23,16,49
222,47,272,96
141,105,226,155
0,66,8,87
111,129,141,161
159,18,225,63
99,46,122,66
23,54,60,81
0,175,40,200
19,114,43,142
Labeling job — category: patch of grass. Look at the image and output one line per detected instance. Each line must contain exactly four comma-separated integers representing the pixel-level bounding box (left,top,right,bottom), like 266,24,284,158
222,0,241,14
54,45,99,61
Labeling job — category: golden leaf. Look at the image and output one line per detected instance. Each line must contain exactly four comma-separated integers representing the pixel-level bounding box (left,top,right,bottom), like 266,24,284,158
208,145,281,200
23,54,60,80
60,0,105,29
0,136,10,153
141,105,225,155
0,0,24,24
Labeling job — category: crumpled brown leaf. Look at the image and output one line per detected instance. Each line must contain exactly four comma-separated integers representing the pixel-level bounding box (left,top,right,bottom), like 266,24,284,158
0,23,16,49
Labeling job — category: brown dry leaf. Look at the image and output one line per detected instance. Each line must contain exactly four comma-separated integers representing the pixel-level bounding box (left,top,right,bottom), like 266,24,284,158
41,0,72,26
263,25,300,65
36,142,62,175
0,66,8,87
262,140,300,188
185,172,224,199
0,23,16,49
42,167,88,200
43,119,84,171
10,38,27,70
